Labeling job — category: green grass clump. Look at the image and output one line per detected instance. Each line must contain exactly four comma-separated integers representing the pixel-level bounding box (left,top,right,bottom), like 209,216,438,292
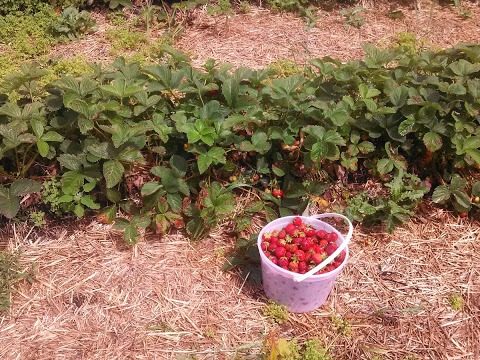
303,339,331,360
263,301,289,324
448,293,464,311
0,4,57,56
106,27,148,54
268,59,303,78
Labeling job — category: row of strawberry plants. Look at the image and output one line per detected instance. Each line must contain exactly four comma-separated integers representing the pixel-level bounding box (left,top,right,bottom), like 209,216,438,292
0,44,479,242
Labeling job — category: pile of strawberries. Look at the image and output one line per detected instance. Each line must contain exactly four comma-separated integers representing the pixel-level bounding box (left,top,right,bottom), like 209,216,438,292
260,217,346,275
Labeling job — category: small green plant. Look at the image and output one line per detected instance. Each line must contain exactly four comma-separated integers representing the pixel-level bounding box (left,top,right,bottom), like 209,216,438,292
238,0,250,13
303,339,331,360
448,293,464,311
263,301,289,324
53,6,97,40
331,314,351,336
140,0,160,35
264,337,300,360
42,178,63,214
432,175,480,214
0,179,42,219
0,251,30,311
106,27,148,53
29,210,46,227
268,59,303,78
394,32,421,56
207,0,233,16
340,6,365,29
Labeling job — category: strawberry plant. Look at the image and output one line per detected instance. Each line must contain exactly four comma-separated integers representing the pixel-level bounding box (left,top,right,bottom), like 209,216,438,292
0,43,479,241
0,179,41,219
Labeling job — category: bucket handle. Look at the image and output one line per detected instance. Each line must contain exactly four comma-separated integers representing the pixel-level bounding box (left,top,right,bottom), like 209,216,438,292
293,213,353,283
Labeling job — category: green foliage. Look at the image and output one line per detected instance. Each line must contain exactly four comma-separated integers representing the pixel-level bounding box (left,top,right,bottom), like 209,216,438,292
0,179,42,219
268,59,303,78
106,28,148,54
0,252,30,311
0,0,131,14
0,44,480,242
303,339,331,360
341,6,365,28
263,301,289,324
0,0,46,15
53,6,97,40
331,314,351,336
0,4,57,56
448,293,464,311
346,171,427,232
29,210,46,227
263,337,331,360
432,175,480,213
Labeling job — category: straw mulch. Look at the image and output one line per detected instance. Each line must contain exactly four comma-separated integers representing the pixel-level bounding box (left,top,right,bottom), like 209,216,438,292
0,204,478,359
48,2,480,68
177,3,480,68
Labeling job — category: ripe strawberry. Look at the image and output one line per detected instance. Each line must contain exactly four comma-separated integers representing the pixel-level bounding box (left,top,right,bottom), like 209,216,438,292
306,228,316,237
293,217,303,226
298,261,307,273
261,242,269,252
278,257,289,269
285,251,292,260
268,242,278,252
267,254,277,264
272,189,284,199
319,239,328,248
293,237,302,245
316,229,327,239
285,223,296,235
278,238,287,247
294,249,306,262
301,238,313,251
325,243,337,256
336,250,346,262
278,230,286,239
311,252,325,265
312,244,323,254
289,261,299,273
285,243,298,253
328,232,338,242
275,246,286,258
305,249,313,262
269,236,278,244
263,233,271,241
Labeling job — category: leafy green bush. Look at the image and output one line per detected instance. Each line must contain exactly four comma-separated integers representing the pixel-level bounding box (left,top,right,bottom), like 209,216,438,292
53,6,97,39
0,44,479,242
0,0,131,14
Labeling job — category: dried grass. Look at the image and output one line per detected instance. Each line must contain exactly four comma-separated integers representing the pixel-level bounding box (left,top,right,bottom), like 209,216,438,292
177,3,480,68
0,203,478,359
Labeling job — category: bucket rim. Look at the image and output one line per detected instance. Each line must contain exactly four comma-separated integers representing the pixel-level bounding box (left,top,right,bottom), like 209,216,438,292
257,215,349,280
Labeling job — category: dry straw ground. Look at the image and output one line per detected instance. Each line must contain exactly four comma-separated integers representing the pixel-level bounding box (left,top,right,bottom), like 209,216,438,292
0,204,479,359
50,2,480,67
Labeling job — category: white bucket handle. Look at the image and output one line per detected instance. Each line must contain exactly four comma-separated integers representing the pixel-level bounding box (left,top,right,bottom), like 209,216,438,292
293,213,353,283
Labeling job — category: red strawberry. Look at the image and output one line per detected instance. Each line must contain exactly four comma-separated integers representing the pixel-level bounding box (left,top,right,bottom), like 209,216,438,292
267,254,277,264
263,233,271,241
285,243,297,253
325,243,337,256
261,242,269,252
278,257,289,269
285,223,296,235
268,242,278,252
312,244,323,254
289,261,299,273
275,246,286,258
272,188,284,198
298,261,307,273
305,249,313,262
306,228,316,237
319,239,328,248
316,229,327,239
285,251,292,260
278,230,286,239
328,232,338,242
336,250,346,262
294,249,306,262
293,217,303,226
270,236,278,244
301,238,313,251
311,252,325,265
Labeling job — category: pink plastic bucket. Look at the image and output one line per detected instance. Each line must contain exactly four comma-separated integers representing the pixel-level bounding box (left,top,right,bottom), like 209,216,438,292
257,213,353,313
